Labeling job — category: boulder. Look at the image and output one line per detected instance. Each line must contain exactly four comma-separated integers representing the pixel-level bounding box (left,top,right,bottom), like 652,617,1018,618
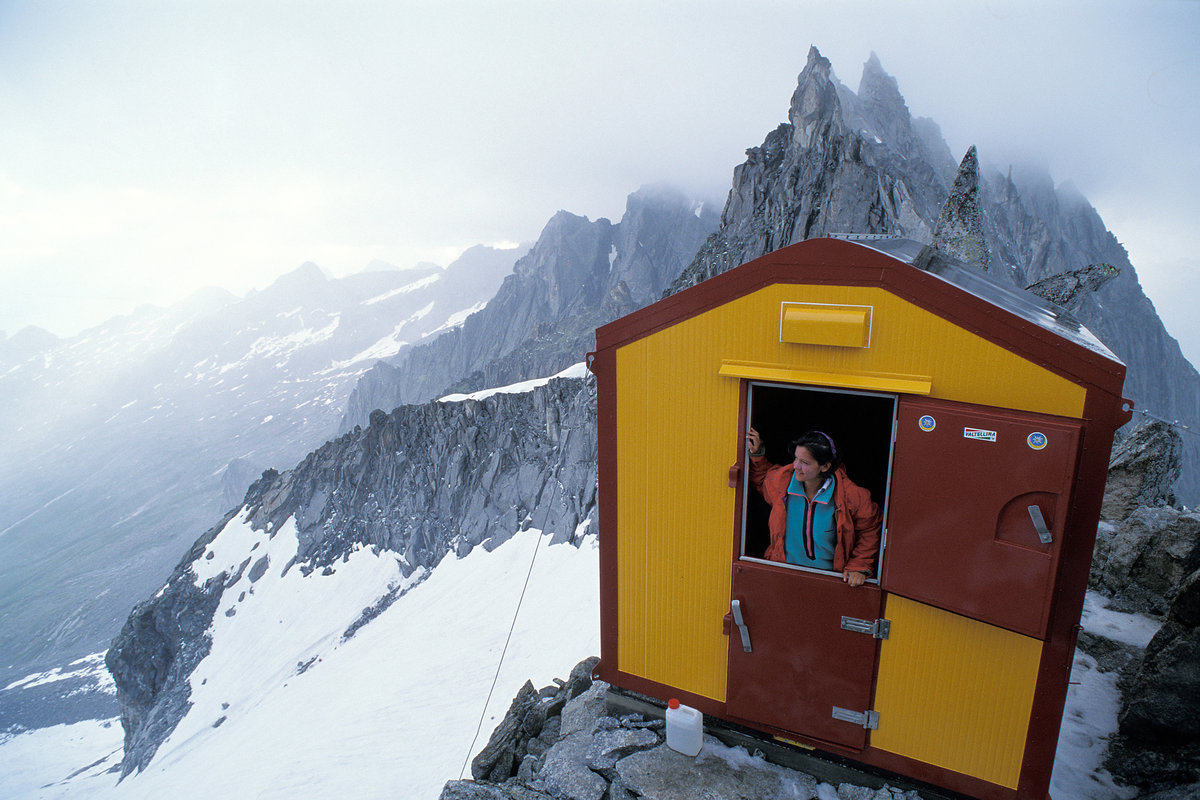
1090,508,1200,615
1107,567,1200,792
614,742,822,800
538,730,608,800
1102,419,1183,522
471,681,545,782
439,779,555,800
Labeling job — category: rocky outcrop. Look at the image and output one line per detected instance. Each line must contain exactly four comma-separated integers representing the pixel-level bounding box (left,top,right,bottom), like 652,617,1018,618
444,659,924,800
1091,508,1200,616
269,374,597,572
342,186,718,429
107,375,599,774
932,146,989,270
1102,419,1184,520
1090,419,1196,615
105,508,240,776
1025,262,1120,314
1083,416,1200,795
1106,566,1200,793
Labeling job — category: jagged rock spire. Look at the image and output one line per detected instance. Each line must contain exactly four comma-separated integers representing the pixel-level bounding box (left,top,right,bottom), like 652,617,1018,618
788,46,845,150
933,146,989,270
856,52,918,155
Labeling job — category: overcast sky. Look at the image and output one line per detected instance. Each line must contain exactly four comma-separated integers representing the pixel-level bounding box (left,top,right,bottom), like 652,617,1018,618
1,1,1197,364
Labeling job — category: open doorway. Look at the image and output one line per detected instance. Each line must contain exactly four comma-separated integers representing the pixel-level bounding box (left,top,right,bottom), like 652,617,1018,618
741,382,896,577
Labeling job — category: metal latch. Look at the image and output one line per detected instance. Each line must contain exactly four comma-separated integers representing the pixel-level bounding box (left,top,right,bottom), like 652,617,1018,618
832,706,879,730
1028,505,1053,544
731,599,752,653
840,616,891,639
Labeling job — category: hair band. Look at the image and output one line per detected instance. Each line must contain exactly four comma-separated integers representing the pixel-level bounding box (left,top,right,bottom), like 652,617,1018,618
813,430,837,461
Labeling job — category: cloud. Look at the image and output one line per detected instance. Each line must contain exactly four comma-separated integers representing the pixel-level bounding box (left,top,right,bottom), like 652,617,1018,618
0,0,1196,362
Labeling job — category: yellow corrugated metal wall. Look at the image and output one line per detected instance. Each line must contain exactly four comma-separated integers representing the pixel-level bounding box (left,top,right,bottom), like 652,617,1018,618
613,283,1084,705
870,596,1043,789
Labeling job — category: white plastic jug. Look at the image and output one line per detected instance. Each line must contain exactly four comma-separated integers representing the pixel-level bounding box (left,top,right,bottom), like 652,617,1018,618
665,698,703,756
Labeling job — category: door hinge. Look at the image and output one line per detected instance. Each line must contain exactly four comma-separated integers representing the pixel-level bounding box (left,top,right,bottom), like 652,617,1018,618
840,616,891,639
832,706,879,730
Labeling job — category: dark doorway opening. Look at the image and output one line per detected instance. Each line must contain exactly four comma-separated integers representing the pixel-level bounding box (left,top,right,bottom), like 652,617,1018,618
742,382,896,573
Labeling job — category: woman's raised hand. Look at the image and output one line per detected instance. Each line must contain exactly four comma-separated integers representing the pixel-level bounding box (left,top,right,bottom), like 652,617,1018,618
745,427,762,454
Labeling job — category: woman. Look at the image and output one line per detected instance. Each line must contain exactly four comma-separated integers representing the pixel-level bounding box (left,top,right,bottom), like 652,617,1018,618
745,427,881,587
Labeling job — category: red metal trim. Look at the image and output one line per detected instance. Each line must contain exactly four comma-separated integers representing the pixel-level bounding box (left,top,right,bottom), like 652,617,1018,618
1016,387,1127,798
608,669,728,721
592,346,621,686
732,380,749,561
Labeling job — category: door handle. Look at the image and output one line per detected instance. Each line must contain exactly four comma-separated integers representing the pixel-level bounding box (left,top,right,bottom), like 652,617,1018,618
1028,505,1053,544
731,599,752,653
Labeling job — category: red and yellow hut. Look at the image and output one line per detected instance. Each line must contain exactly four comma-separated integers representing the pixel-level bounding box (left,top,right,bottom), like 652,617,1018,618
588,236,1130,800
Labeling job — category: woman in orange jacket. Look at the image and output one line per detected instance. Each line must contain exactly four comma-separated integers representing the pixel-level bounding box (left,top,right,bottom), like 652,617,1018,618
745,427,882,587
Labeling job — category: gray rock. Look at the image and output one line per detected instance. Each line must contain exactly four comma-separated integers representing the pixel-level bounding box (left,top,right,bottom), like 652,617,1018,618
1107,567,1200,792
585,726,661,773
932,146,989,270
604,778,637,800
560,680,609,738
1075,630,1143,674
1135,783,1200,800
836,785,919,800
563,656,599,701
1090,507,1200,615
1025,262,1120,314
516,753,540,786
105,507,239,776
1102,419,1184,521
616,742,822,800
540,730,609,800
472,681,545,782
439,779,557,800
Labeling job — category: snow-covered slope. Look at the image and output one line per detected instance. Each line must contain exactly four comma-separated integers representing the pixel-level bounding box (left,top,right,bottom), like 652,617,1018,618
2,522,598,799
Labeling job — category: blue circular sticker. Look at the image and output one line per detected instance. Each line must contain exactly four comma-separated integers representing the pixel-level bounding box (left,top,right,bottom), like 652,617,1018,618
1027,432,1048,450
918,415,936,432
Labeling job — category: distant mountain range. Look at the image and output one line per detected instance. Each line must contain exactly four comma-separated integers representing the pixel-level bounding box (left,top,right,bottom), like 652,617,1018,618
0,244,525,723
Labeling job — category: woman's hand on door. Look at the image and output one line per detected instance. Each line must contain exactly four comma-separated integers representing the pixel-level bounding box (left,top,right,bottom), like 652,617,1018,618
843,569,867,588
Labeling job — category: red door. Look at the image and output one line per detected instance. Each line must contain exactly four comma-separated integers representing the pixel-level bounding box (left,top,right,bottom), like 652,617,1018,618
882,396,1082,638
726,560,884,750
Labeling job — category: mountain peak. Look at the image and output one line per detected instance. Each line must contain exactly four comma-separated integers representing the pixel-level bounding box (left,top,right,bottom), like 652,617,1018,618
788,46,845,149
854,51,921,157
858,51,905,110
265,261,329,293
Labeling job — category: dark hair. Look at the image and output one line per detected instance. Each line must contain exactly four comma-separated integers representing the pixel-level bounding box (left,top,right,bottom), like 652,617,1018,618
788,430,841,469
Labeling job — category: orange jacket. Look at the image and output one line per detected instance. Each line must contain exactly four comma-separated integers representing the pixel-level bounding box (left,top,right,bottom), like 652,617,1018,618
748,456,882,573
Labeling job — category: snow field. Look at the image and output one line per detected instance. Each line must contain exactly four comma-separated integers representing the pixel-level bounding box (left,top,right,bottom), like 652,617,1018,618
15,520,600,799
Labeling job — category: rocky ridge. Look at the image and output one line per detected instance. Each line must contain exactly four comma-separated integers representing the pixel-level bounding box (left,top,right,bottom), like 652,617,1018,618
341,186,718,428
106,373,598,775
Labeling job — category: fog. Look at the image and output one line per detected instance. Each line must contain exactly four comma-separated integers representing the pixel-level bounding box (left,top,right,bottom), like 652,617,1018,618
1,0,1197,362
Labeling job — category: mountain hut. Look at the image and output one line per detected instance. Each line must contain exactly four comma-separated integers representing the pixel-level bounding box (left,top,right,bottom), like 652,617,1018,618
587,236,1130,800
